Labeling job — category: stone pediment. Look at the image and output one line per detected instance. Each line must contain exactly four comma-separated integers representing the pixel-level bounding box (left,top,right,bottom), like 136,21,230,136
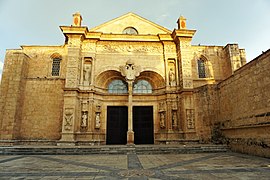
89,12,171,35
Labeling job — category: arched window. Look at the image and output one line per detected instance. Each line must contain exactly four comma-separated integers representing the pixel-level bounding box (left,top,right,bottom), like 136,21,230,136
108,80,128,93
122,27,138,35
133,80,152,94
51,53,62,76
197,59,206,78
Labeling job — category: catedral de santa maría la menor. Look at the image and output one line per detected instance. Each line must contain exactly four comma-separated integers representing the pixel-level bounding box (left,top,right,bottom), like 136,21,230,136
0,12,269,157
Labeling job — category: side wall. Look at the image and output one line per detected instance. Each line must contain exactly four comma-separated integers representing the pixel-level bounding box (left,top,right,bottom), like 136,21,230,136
0,47,66,143
195,50,270,157
0,51,29,140
218,50,270,157
19,79,64,140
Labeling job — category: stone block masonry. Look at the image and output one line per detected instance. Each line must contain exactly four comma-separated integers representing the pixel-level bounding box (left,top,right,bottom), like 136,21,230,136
195,49,270,157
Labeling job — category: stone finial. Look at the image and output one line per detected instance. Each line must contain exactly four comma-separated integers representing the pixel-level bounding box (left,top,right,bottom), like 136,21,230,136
73,12,82,26
177,16,186,30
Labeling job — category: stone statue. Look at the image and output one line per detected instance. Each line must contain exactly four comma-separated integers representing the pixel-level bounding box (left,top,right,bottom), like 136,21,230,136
95,113,101,129
169,68,176,86
160,112,165,129
83,64,91,82
172,111,178,128
81,111,87,128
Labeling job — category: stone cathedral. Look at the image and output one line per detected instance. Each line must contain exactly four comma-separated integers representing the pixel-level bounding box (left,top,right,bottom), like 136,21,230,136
0,12,249,146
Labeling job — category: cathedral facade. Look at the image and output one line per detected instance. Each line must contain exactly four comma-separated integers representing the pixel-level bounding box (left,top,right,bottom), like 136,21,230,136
0,13,247,145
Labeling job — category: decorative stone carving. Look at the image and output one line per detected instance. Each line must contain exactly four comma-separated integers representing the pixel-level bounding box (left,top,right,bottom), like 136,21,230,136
183,69,192,78
95,103,102,129
120,60,141,81
172,111,178,128
82,43,95,52
186,109,195,129
160,112,166,129
97,44,162,53
180,40,191,48
158,102,166,129
164,45,176,53
95,112,101,129
81,111,88,129
171,101,177,110
68,37,81,47
64,108,74,131
81,100,88,112
68,56,79,67
159,102,166,112
183,79,193,88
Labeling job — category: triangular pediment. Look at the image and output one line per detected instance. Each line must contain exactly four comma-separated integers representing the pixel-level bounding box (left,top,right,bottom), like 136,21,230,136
90,12,171,35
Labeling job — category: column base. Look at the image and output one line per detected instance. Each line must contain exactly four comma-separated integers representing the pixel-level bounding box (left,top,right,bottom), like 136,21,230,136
127,130,134,145
58,133,75,146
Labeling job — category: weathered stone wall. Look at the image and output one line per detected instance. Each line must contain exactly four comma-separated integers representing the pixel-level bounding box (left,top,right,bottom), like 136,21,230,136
218,50,270,157
0,46,66,142
194,84,219,143
195,50,270,157
0,51,29,140
19,79,64,140
192,46,228,84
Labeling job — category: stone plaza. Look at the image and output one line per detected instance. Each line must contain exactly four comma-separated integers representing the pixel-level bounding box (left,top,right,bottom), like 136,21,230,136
0,151,270,179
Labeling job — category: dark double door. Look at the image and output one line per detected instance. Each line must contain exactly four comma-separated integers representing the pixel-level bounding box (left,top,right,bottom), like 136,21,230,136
106,106,153,145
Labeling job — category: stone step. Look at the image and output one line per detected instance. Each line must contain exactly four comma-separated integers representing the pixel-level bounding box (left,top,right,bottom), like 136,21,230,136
0,144,229,155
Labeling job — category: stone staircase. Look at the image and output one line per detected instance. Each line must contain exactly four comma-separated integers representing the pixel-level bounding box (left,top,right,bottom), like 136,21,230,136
0,144,229,155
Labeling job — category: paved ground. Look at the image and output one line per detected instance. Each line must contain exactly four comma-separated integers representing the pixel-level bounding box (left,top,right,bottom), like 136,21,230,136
0,152,270,179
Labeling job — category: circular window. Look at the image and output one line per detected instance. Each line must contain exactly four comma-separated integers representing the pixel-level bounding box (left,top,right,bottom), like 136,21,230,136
123,27,138,35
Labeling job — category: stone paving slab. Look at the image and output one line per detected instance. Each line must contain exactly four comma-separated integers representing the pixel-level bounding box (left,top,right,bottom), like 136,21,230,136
0,152,269,179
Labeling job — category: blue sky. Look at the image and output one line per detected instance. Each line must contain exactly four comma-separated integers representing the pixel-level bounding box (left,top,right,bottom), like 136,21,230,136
0,0,270,78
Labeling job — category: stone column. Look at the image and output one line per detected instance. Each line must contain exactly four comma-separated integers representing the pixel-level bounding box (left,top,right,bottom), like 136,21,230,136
120,60,141,145
127,80,134,144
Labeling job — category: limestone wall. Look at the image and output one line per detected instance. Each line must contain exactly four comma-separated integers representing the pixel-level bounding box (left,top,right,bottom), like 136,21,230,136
0,47,66,142
19,79,64,140
195,50,270,157
191,45,242,88
194,84,218,142
0,51,29,140
218,50,270,157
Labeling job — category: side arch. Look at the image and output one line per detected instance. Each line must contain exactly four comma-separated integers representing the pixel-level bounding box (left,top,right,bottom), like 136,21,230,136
135,71,165,89
95,70,124,89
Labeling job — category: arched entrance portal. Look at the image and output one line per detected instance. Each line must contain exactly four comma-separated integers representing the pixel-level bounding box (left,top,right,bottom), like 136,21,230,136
97,70,165,145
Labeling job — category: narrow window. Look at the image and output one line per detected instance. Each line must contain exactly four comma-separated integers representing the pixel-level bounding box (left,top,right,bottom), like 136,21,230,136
51,58,61,76
197,59,206,78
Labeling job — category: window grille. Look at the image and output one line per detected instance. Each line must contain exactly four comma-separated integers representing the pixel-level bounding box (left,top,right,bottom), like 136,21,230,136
198,59,206,78
51,58,61,76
